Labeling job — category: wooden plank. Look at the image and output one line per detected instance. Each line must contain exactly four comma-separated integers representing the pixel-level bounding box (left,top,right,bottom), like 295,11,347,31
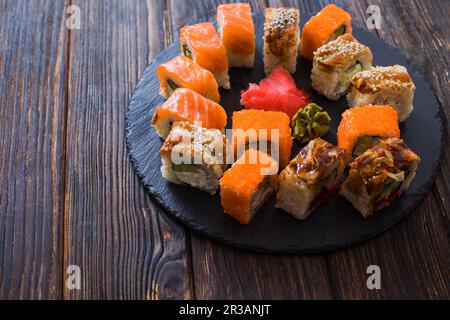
190,234,333,299
63,0,192,299
0,0,68,299
169,0,333,299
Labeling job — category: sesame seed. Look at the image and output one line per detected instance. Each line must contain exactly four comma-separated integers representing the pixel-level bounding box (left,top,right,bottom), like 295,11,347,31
265,8,298,33
351,65,415,91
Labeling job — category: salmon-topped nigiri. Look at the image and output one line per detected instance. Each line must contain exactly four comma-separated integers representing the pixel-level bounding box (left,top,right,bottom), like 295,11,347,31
152,88,227,139
217,3,255,68
157,54,220,102
180,22,230,89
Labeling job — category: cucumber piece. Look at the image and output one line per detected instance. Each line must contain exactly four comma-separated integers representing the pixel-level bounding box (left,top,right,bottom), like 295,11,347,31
167,79,178,91
182,43,192,59
334,25,346,38
329,25,346,41
376,173,403,202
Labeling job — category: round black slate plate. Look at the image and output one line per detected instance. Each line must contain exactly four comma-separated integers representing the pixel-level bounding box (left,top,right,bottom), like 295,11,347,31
125,16,444,253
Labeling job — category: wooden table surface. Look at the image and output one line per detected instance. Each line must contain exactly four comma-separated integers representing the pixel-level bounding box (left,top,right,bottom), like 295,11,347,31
0,0,448,300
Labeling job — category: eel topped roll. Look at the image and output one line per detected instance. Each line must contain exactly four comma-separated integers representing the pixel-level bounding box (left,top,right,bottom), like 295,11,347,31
232,109,293,169
300,4,352,61
217,3,255,68
311,34,373,100
276,138,345,220
180,22,230,89
157,54,220,102
263,7,300,74
337,104,400,163
220,149,279,224
340,138,420,217
347,65,416,122
152,88,227,139
160,121,229,195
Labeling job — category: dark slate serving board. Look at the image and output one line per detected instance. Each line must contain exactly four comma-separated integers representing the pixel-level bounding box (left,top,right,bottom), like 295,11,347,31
125,16,444,253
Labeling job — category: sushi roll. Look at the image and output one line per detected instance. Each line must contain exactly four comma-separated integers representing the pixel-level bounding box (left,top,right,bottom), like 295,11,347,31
340,138,420,217
311,34,373,101
300,4,352,61
232,109,293,169
217,3,255,68
156,54,220,102
276,138,345,220
347,65,416,122
180,22,230,89
263,8,300,75
220,149,279,224
337,105,400,163
151,88,227,139
160,121,229,195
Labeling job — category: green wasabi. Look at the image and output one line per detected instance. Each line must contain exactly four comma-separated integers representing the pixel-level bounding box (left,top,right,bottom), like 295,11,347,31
291,103,331,144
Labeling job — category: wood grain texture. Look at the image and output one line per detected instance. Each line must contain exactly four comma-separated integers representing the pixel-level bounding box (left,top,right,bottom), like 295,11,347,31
0,0,68,299
63,0,192,299
0,0,448,300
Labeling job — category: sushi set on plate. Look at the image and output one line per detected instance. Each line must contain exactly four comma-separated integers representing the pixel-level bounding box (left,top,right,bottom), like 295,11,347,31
126,4,444,253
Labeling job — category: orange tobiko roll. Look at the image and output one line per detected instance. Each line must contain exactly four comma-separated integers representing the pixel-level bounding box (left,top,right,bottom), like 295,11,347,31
300,4,352,61
337,105,400,162
231,109,293,169
220,149,279,224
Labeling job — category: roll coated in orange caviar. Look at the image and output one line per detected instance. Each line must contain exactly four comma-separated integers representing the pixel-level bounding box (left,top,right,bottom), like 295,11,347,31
337,105,400,162
300,4,352,61
232,109,293,169
220,149,278,224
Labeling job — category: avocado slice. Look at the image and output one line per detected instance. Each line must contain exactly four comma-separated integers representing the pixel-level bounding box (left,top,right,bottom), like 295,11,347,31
172,163,198,173
346,61,363,76
353,136,378,156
